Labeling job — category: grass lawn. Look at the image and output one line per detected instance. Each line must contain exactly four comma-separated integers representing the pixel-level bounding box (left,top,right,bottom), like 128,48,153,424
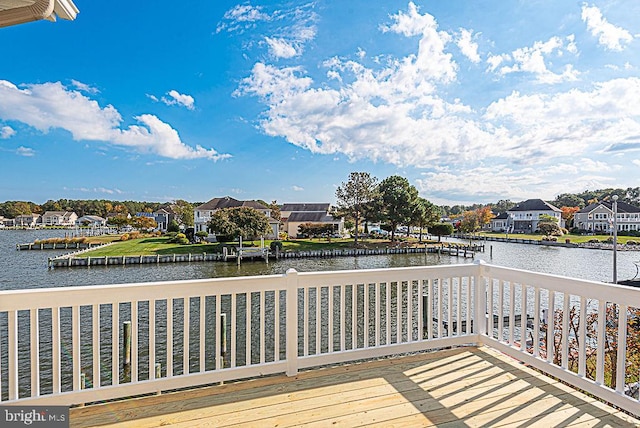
80,236,439,257
477,232,638,244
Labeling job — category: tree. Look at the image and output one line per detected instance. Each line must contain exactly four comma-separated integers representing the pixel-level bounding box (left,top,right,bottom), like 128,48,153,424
410,198,440,242
560,206,580,229
538,214,562,237
132,215,157,232
335,172,378,246
208,207,271,242
459,210,480,234
107,215,130,229
378,175,419,242
173,200,195,227
167,219,180,233
430,223,454,242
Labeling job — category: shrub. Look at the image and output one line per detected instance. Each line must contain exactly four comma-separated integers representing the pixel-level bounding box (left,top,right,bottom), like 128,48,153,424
120,233,130,241
603,237,614,243
627,240,638,245
588,239,600,243
270,241,283,252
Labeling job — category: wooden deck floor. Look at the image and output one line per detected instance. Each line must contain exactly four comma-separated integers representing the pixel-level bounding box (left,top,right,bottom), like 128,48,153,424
70,346,640,427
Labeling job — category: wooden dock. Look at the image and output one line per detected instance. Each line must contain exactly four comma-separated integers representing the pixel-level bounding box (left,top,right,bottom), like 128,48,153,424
69,346,639,427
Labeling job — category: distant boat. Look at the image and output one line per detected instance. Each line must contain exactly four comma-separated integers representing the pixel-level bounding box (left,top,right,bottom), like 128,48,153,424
618,261,640,287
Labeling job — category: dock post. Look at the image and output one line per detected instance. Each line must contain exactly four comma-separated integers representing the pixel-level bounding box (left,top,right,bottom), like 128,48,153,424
123,321,132,368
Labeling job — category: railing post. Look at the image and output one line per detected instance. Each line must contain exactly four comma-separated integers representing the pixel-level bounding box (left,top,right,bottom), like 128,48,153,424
285,268,299,376
474,260,487,342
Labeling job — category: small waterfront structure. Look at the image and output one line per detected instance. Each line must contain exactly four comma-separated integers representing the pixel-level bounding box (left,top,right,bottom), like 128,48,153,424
1,262,639,425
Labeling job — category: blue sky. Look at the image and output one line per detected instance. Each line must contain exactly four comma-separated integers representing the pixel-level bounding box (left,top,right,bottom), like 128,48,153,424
1,1,639,206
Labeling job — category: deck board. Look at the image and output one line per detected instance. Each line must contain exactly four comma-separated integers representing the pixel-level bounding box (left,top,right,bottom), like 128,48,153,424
70,346,640,427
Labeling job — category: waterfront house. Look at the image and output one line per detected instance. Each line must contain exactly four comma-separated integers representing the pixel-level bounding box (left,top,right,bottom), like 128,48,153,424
194,196,279,239
41,211,78,227
574,200,640,233
153,206,178,231
75,215,107,227
507,199,562,233
281,203,344,238
490,212,511,232
14,213,40,228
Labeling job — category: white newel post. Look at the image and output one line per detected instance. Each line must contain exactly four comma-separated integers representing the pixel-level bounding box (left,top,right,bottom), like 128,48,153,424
474,260,488,343
286,268,299,376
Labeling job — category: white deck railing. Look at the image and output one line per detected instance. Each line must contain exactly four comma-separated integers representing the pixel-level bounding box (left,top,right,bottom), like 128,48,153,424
0,261,639,416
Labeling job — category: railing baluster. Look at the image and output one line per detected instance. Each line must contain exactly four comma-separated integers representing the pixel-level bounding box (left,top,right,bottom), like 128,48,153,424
427,279,433,340
131,301,138,383
262,290,267,363
456,277,462,336
183,298,189,375
596,299,605,385
509,283,515,345
92,304,100,387
562,293,570,370
352,285,357,349
315,288,321,354
488,279,494,338
275,290,280,361
246,292,252,364
149,300,156,379
231,294,237,368
498,281,504,342
328,286,334,353
533,287,540,357
578,296,587,377
52,307,61,394
465,277,471,335
396,281,402,342
408,282,413,342
616,305,628,393
30,309,39,397
447,278,453,338
8,310,18,400
340,284,346,351
547,291,555,364
364,284,369,347
199,296,206,373
303,288,309,356
437,278,443,339
520,285,527,352
72,305,81,390
417,280,423,340
166,299,173,377
112,303,119,385
386,283,391,344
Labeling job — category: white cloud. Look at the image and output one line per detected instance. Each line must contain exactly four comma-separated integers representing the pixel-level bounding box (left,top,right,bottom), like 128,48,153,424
292,185,304,191
16,146,35,157
581,4,633,51
216,4,272,33
161,90,195,110
456,28,481,63
1,125,15,139
633,159,640,167
71,79,99,94
492,36,579,84
266,37,298,58
0,80,228,161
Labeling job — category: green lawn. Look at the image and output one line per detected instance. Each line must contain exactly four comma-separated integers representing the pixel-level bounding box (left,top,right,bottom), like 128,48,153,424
477,232,638,244
80,236,421,257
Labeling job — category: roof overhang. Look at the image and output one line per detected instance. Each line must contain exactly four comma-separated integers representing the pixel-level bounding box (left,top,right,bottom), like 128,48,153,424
0,0,78,28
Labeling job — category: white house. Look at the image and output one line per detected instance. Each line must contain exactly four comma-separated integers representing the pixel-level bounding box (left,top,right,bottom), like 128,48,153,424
506,199,563,233
41,211,78,226
14,213,41,228
574,200,640,233
281,203,344,238
194,197,279,239
75,215,107,227
490,212,511,232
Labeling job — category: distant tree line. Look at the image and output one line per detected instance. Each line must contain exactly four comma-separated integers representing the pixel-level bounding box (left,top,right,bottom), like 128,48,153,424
0,198,198,227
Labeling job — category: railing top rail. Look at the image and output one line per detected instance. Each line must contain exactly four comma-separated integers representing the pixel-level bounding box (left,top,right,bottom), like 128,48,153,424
479,262,640,306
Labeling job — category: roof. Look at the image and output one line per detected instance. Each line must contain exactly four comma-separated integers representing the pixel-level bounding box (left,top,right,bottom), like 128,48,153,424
77,215,105,222
578,200,640,214
281,203,330,212
508,199,561,213
492,212,509,220
196,197,267,211
42,210,76,218
287,212,340,223
0,0,78,27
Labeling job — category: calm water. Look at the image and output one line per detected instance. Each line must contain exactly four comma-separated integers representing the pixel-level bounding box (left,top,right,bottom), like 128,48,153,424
0,230,639,290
